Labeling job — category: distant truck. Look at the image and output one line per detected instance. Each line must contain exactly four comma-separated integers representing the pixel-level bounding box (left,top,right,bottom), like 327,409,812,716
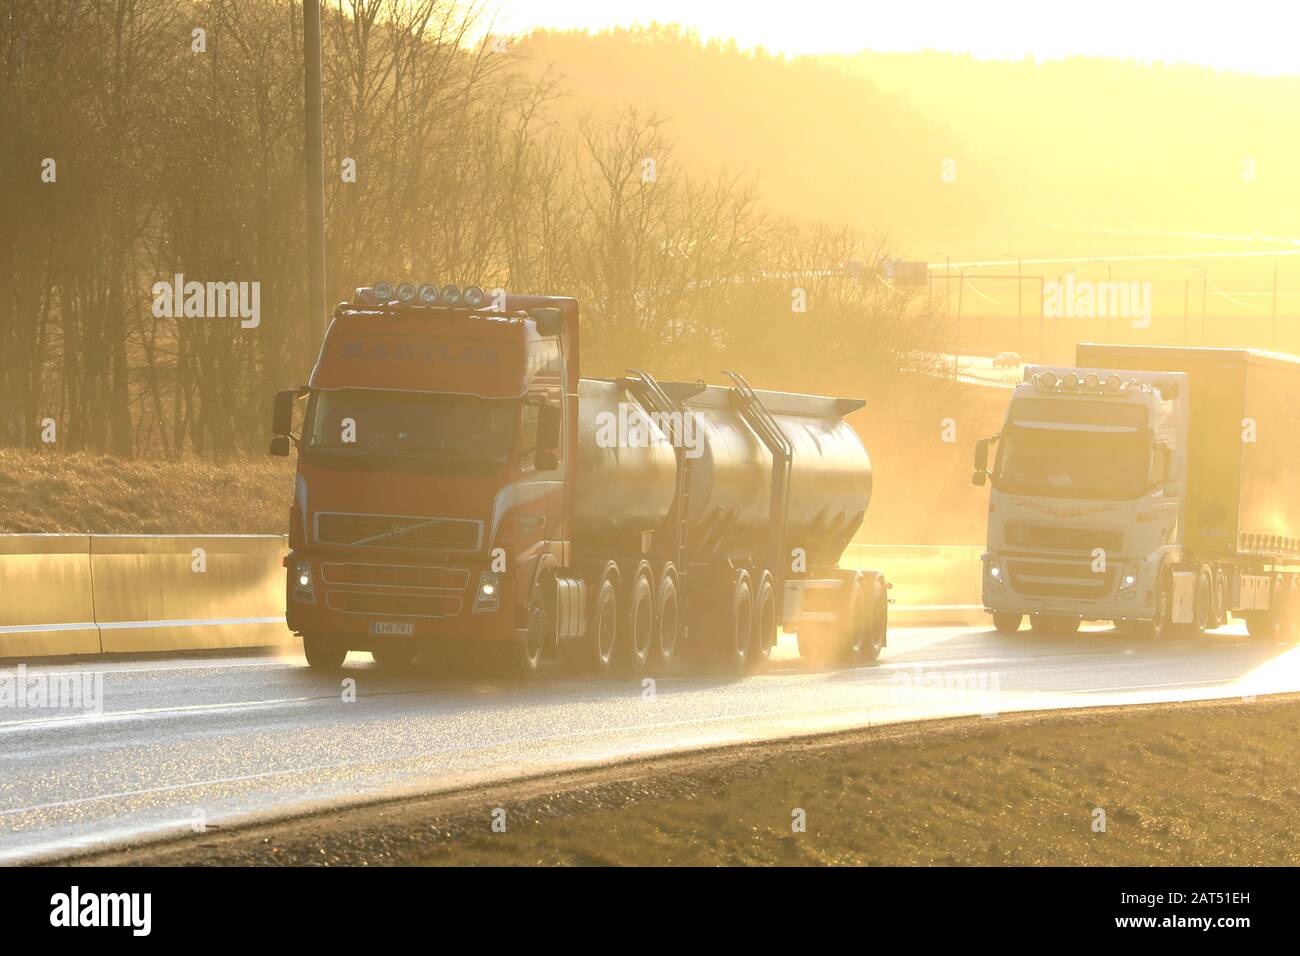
973,343,1300,640
270,282,887,674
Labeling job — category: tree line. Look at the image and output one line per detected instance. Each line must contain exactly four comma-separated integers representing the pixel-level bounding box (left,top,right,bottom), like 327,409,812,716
0,0,939,459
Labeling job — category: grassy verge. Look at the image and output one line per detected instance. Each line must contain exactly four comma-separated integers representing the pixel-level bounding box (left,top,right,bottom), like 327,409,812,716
0,450,292,534
82,697,1300,866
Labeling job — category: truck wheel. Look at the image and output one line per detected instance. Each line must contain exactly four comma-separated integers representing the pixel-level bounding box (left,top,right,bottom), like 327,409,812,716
840,576,869,664
1246,576,1286,641
648,571,680,673
616,572,654,677
860,586,887,663
500,585,549,676
1131,569,1172,640
1212,567,1229,628
749,572,778,671
714,573,753,673
991,612,1023,634
371,644,418,670
303,634,347,671
1190,568,1213,636
562,574,618,675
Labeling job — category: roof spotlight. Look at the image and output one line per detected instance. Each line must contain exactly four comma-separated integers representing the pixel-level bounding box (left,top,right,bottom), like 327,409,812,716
1037,370,1058,389
1105,374,1122,392
1061,372,1079,389
396,282,417,303
463,285,486,309
1083,372,1099,389
441,284,462,306
372,281,394,302
417,284,440,305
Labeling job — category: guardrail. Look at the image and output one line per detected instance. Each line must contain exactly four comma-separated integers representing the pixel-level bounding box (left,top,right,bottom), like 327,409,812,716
0,534,292,658
0,535,986,659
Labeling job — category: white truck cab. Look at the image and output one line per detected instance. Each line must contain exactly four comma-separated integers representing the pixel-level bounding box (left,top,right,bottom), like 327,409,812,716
974,365,1188,636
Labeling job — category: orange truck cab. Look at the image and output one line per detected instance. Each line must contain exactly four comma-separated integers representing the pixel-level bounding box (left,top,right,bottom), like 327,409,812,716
271,284,576,671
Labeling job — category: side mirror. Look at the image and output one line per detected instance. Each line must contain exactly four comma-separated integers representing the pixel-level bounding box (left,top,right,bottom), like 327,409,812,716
269,435,291,458
272,388,298,437
528,307,564,337
972,437,991,486
537,402,562,452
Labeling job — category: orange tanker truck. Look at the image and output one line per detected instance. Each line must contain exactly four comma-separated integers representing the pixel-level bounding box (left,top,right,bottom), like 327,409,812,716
270,282,887,675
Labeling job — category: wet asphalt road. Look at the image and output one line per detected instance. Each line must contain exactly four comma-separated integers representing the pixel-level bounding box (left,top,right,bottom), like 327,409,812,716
3,621,1297,862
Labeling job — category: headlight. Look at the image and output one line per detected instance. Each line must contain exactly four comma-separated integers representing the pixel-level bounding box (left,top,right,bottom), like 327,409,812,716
293,561,316,604
985,559,1004,591
474,571,501,612
1119,563,1139,591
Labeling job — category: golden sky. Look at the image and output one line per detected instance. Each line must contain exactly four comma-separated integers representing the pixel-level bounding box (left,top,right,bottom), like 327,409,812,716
492,0,1299,75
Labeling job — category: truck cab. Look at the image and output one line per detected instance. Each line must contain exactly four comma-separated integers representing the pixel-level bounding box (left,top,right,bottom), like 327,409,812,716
974,366,1188,636
271,285,578,671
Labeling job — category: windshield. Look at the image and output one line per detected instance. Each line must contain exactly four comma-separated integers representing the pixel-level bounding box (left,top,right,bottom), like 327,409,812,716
304,389,515,467
993,399,1153,500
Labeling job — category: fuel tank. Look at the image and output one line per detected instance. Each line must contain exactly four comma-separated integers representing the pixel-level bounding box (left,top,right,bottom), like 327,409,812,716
669,382,871,566
573,378,679,542
574,377,871,567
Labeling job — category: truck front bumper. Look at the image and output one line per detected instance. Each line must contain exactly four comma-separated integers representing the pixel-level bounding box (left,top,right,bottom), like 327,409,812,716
981,551,1158,621
283,551,523,645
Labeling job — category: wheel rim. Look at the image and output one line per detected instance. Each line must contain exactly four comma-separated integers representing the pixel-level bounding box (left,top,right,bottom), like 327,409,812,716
525,605,545,664
659,591,678,659
633,590,652,659
846,587,866,655
597,594,616,662
734,592,751,658
871,596,887,650
758,594,776,653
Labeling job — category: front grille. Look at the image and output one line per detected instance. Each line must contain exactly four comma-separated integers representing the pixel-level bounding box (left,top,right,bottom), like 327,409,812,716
321,563,468,590
1005,524,1123,552
1008,560,1115,598
315,512,482,551
326,590,462,618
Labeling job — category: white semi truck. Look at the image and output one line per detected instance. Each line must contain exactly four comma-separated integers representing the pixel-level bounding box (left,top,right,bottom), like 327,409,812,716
973,344,1300,640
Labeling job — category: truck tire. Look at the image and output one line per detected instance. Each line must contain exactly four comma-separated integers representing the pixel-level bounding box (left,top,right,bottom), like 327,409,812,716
1189,567,1213,636
648,569,680,673
498,584,549,676
1245,576,1286,641
749,571,778,670
714,572,753,674
860,585,887,663
991,612,1023,634
563,573,618,675
839,576,869,664
615,571,654,677
1212,567,1229,628
1131,568,1172,641
303,634,347,671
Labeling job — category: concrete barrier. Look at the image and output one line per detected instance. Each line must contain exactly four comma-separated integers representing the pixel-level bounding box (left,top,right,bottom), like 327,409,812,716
0,533,984,659
91,535,293,653
0,534,292,658
841,543,987,626
0,535,101,657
